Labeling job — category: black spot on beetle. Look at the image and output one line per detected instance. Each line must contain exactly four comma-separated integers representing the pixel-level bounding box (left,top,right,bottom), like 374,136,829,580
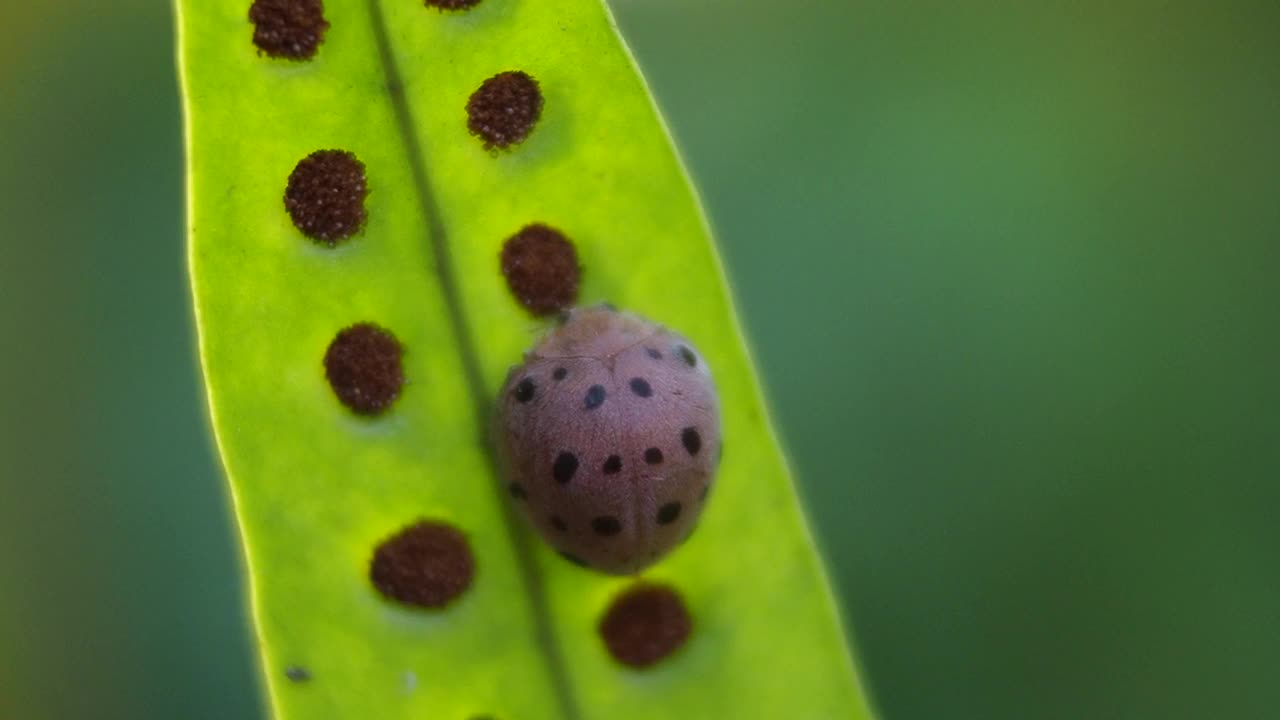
552,367,568,381
629,378,653,398
645,347,662,360
467,70,543,150
584,385,606,410
676,345,697,368
681,427,702,456
513,377,536,403
657,502,682,525
249,0,328,60
592,516,622,536
553,452,579,484
602,455,623,475
644,447,664,465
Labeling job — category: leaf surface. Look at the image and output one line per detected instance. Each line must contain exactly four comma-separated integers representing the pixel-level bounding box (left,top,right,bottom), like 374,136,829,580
178,1,872,717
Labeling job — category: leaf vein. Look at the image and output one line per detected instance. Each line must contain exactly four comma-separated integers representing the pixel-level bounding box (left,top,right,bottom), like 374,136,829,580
364,1,581,717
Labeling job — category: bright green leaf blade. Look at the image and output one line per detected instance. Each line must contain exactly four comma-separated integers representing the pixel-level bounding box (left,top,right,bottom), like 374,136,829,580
178,1,873,718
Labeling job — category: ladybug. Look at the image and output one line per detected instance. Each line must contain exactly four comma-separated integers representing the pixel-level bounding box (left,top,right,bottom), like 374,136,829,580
496,305,720,574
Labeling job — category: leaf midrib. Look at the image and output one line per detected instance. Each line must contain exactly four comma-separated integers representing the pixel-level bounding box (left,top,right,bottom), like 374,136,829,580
364,2,580,718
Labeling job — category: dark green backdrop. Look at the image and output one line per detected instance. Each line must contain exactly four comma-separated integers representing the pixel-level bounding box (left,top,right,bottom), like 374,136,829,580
2,0,1277,718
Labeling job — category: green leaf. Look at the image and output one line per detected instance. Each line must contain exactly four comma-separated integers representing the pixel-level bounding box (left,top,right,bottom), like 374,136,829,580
178,1,872,718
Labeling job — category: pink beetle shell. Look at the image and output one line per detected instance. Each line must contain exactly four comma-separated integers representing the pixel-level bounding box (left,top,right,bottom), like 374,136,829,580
496,306,720,574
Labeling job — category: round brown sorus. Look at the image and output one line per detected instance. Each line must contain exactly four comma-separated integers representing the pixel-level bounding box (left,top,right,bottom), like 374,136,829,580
248,0,329,61
323,323,404,416
500,223,581,316
425,0,483,10
598,583,692,668
369,521,474,609
284,149,369,246
466,71,544,150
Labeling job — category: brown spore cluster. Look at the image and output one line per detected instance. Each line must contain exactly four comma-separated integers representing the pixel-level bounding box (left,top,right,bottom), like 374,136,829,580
425,0,483,9
370,521,475,608
249,0,329,60
466,71,544,150
500,223,581,316
598,583,692,668
284,149,369,246
323,323,404,416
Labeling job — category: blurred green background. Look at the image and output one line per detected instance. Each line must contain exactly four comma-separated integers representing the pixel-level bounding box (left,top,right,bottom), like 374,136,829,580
3,0,1278,718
